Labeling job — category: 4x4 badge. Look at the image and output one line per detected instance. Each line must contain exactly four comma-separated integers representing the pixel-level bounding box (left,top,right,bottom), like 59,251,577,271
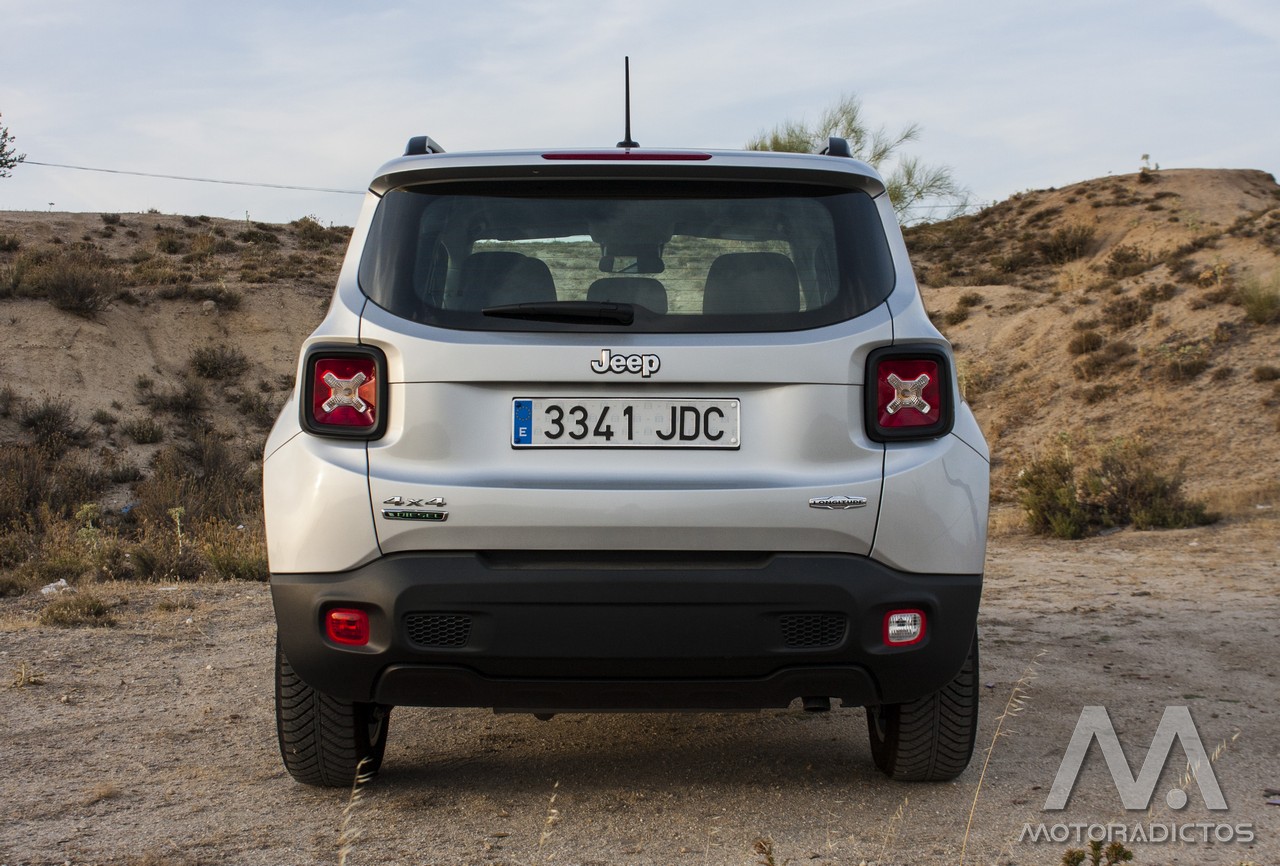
381,496,448,522
383,496,445,507
809,496,868,510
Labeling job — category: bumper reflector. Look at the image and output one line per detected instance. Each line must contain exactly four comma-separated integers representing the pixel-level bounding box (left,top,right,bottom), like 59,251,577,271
884,609,925,646
325,608,370,646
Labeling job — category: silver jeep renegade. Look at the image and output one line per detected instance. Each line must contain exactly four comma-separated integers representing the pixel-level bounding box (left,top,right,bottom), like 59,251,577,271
264,134,989,787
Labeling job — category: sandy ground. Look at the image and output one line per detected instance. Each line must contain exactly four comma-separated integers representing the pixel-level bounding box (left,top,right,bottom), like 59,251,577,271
1,511,1276,866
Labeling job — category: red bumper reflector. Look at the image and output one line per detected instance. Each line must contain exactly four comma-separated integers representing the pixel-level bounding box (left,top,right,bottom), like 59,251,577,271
325,608,370,646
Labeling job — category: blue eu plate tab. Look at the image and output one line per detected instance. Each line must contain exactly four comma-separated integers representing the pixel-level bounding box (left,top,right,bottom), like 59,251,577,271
512,399,533,445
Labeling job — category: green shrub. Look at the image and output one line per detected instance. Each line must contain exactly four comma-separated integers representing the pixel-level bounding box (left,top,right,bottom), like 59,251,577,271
0,446,45,528
227,389,278,429
1105,244,1154,278
1155,341,1212,381
236,228,281,245
1018,437,1216,538
1016,448,1090,538
200,520,268,581
1,450,112,529
1102,295,1153,330
40,592,116,627
133,434,255,528
18,397,90,453
21,545,91,587
1072,341,1136,380
1254,365,1280,382
1067,330,1105,355
1079,384,1112,405
1237,276,1280,324
291,216,348,248
1039,225,1096,264
186,284,242,310
131,257,193,286
1139,282,1177,302
154,229,189,255
130,526,206,582
190,345,250,378
138,376,208,423
122,417,165,444
11,247,118,317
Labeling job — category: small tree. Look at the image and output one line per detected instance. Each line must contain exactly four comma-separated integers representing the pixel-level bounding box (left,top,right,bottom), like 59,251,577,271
747,93,968,224
1,113,26,178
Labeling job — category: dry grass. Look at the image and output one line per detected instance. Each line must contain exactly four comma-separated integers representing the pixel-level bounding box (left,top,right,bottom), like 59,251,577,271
17,396,91,453
82,782,122,806
190,345,250,379
1237,274,1280,324
4,246,119,317
122,416,165,444
335,759,374,866
9,662,45,687
1201,480,1280,518
538,780,562,849
959,649,1045,866
39,592,116,627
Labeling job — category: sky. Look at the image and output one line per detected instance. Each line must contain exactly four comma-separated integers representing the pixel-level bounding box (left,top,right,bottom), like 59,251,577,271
1,0,1278,227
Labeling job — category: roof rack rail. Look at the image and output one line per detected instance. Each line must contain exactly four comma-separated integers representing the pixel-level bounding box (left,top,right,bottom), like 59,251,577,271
404,135,446,156
820,136,852,158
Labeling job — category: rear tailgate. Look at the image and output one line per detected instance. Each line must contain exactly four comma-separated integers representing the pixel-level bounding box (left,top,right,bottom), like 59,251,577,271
359,301,891,554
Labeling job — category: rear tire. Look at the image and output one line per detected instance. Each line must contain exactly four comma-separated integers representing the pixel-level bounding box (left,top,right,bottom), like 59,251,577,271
865,633,978,781
275,642,391,787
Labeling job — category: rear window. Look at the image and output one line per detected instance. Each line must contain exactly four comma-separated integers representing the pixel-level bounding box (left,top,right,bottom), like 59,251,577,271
358,179,895,332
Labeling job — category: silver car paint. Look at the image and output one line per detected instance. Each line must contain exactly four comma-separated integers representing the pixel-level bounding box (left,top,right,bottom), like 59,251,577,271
263,150,989,575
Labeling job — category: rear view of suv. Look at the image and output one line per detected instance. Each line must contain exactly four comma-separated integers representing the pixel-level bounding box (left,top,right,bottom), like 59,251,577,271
264,135,989,787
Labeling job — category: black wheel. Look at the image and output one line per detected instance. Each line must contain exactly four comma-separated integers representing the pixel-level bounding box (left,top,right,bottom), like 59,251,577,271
865,633,978,781
275,642,391,787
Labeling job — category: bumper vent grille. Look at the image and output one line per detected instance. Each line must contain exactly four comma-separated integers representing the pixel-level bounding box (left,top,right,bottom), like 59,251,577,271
779,613,847,649
406,613,473,648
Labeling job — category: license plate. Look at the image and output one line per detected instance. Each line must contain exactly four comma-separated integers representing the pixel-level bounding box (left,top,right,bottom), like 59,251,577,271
512,398,740,448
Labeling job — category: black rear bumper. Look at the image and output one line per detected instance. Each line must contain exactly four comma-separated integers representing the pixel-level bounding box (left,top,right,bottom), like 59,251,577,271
271,551,981,711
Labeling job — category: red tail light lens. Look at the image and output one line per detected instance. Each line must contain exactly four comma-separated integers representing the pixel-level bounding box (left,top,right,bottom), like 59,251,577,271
541,150,713,161
865,346,953,442
300,346,388,439
325,608,370,646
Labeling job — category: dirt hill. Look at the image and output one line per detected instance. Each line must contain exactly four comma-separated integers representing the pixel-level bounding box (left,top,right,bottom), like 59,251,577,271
1,167,1277,529
905,167,1280,510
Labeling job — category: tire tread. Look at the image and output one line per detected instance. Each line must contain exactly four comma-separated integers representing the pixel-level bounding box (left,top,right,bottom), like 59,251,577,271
866,634,979,781
275,643,389,787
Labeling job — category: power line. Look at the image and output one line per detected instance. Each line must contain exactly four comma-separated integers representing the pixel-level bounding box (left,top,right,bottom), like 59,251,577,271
22,160,364,195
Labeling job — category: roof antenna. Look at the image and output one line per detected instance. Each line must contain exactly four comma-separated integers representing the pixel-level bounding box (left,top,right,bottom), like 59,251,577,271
616,56,639,148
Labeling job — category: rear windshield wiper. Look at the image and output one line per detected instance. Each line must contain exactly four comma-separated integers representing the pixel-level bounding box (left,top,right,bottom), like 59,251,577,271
482,301,635,326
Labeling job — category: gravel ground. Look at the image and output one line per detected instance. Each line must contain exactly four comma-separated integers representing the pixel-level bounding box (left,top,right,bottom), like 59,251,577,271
1,516,1277,866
